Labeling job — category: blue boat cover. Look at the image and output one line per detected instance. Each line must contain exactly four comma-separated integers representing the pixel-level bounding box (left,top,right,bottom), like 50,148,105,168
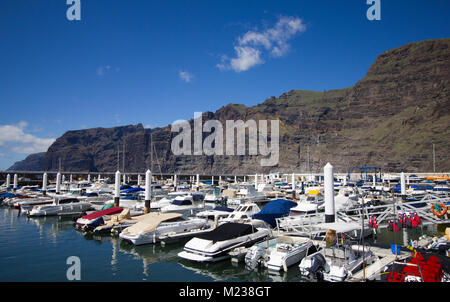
121,187,144,194
84,192,99,197
0,193,20,198
172,199,193,206
252,199,297,228
120,185,132,190
213,206,234,212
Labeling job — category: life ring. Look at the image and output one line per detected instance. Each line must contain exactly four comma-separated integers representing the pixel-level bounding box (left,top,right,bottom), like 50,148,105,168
431,202,447,217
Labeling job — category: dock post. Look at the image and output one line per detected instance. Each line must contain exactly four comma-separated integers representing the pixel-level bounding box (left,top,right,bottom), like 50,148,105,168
56,172,61,194
6,174,10,190
196,174,199,191
13,174,18,192
174,174,177,189
70,174,73,183
373,173,376,189
324,163,335,223
87,174,91,183
291,173,296,200
144,169,152,214
114,171,120,207
42,173,47,197
400,172,406,201
137,174,142,187
254,173,258,190
211,175,214,186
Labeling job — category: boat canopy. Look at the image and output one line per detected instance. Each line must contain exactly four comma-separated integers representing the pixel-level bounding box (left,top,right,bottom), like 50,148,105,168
172,199,193,206
196,222,255,243
212,206,234,212
252,199,297,228
0,193,21,198
81,207,123,220
124,212,183,235
122,187,145,194
314,222,363,234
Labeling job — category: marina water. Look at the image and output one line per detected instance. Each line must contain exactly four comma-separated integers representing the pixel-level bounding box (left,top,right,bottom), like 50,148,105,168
0,206,438,282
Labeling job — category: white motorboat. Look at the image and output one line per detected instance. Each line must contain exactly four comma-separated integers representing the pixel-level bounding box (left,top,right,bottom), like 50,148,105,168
75,206,124,231
15,197,54,213
219,203,261,223
202,188,222,203
299,244,376,282
119,212,210,245
28,196,92,217
160,194,208,215
298,222,376,281
178,222,271,262
290,193,324,214
195,206,234,221
245,235,315,271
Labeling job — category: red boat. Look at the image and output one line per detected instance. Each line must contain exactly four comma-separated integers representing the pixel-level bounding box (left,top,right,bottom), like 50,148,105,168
75,207,123,231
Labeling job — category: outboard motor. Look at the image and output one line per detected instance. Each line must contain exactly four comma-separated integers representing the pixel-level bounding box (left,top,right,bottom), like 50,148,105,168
308,253,327,280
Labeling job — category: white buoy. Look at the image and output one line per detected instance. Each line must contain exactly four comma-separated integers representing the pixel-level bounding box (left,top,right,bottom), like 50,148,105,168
400,172,406,198
324,163,335,223
56,172,61,194
114,171,121,207
144,169,152,213
6,174,10,189
42,173,48,196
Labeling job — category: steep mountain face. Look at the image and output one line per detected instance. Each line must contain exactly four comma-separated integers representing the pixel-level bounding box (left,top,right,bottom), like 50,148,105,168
9,38,450,173
7,153,46,171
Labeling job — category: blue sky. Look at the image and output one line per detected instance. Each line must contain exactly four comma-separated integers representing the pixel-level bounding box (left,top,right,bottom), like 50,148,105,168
0,0,449,169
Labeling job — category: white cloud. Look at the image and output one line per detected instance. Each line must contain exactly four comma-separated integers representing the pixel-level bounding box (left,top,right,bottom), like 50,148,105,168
179,70,193,83
97,65,120,76
217,16,306,72
0,122,55,154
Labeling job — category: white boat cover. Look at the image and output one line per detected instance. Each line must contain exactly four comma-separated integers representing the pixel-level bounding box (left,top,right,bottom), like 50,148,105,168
314,222,363,234
124,212,183,235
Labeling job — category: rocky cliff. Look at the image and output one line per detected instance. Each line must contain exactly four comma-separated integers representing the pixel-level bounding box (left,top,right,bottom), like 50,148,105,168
9,38,450,173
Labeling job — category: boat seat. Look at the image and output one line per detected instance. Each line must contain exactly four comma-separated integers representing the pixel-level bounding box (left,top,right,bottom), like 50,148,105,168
324,247,347,259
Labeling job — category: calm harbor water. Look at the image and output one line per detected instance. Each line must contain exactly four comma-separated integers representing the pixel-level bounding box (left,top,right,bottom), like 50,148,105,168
0,207,436,282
